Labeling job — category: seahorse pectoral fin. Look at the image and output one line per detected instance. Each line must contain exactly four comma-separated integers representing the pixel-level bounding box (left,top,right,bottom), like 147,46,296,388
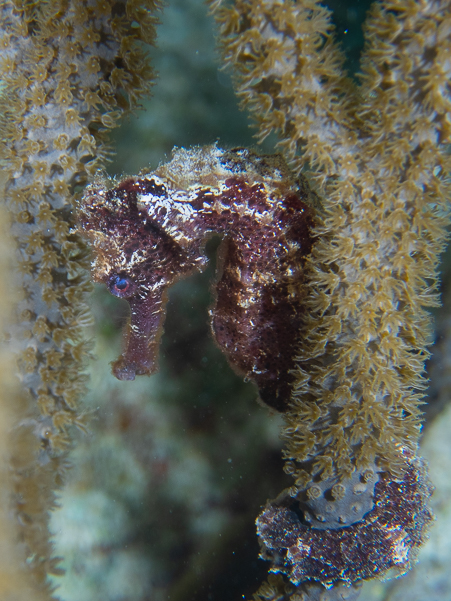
111,288,167,381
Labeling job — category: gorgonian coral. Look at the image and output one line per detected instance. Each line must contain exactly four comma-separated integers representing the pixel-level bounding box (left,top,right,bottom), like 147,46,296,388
0,0,161,593
211,0,451,482
2,0,450,598
208,0,449,595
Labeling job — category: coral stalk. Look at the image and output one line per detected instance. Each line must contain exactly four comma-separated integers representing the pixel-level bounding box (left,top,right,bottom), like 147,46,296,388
0,0,160,593
0,203,50,601
211,0,450,592
211,0,451,481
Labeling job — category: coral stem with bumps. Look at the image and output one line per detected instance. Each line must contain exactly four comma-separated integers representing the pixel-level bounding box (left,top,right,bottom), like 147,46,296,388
210,0,450,595
0,0,161,595
211,0,451,481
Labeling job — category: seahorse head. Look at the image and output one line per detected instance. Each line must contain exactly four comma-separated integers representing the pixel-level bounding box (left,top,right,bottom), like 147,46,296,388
78,172,204,380
79,174,195,300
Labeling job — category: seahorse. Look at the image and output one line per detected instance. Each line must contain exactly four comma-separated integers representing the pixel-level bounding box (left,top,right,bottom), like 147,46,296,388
78,145,316,412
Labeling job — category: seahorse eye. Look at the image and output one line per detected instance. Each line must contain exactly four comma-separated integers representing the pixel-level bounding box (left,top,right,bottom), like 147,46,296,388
115,277,129,291
109,274,132,296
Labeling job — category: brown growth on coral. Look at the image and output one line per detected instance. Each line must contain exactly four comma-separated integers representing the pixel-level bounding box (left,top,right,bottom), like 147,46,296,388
257,450,433,586
79,145,316,411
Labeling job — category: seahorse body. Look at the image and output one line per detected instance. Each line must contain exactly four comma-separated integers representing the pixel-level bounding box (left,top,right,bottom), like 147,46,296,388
79,146,315,411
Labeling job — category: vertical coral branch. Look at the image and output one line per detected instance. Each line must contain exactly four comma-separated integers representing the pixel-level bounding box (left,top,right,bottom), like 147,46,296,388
0,0,160,594
211,0,449,593
210,0,358,177
0,202,49,601
211,0,451,481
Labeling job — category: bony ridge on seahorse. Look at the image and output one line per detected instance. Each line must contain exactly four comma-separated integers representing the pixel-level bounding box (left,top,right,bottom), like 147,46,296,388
78,145,316,412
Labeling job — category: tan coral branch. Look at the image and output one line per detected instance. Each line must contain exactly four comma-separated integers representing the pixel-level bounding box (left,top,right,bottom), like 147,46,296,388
211,0,451,485
0,0,161,593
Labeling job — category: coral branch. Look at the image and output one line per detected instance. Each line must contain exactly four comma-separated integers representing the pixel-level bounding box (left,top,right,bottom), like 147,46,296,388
210,0,359,176
0,0,160,592
211,0,450,594
0,204,51,600
211,0,451,481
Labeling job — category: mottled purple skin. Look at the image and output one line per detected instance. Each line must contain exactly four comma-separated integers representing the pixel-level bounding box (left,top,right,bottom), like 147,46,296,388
79,149,315,411
256,451,434,585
